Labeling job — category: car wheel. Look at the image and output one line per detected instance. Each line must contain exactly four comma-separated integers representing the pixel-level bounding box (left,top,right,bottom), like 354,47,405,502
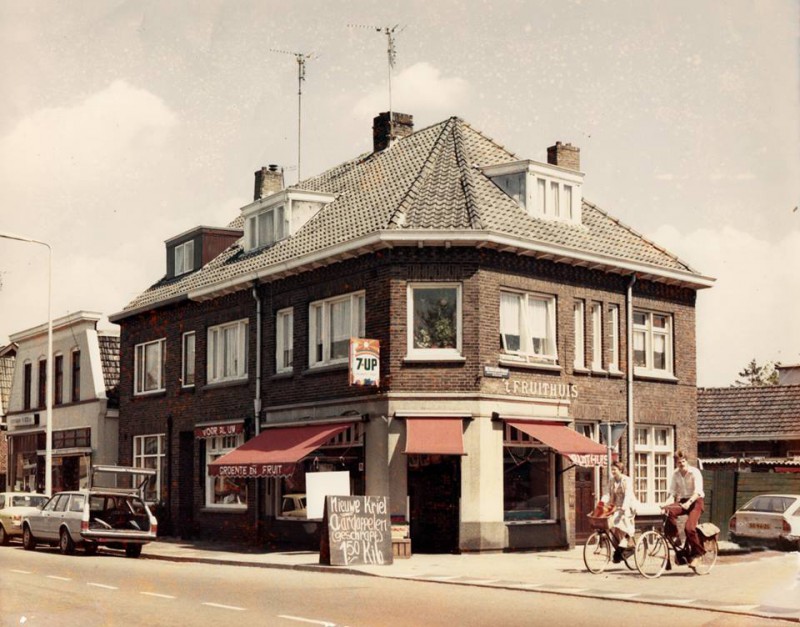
0,524,8,546
84,542,98,556
125,544,142,559
59,528,76,555
22,525,36,551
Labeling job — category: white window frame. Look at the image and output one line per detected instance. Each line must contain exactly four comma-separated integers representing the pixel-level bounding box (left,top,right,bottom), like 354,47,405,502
406,283,463,361
499,290,557,365
633,310,674,378
205,433,247,509
246,204,289,251
207,319,249,383
308,292,365,368
181,331,196,388
634,425,674,505
591,302,603,371
133,434,166,504
174,240,195,276
134,338,166,395
573,300,585,370
608,304,621,373
276,307,294,373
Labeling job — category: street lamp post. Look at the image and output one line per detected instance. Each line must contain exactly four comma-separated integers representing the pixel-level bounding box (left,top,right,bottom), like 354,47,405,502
0,232,53,497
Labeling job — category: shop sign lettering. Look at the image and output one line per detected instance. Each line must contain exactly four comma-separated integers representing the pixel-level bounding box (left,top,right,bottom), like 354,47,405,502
194,423,243,439
503,379,578,399
321,495,392,567
349,339,380,387
209,463,293,478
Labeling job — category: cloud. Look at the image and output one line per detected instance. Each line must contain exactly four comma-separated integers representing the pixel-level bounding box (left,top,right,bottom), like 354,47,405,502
649,224,800,386
353,62,470,118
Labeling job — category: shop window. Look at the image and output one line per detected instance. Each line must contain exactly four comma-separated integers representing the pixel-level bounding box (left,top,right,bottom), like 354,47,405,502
207,319,249,383
23,361,32,410
71,349,81,402
206,434,247,508
53,428,91,449
134,338,166,395
309,292,365,368
633,310,674,377
54,354,63,405
276,308,293,373
634,426,674,504
503,424,555,522
407,283,462,360
499,291,557,365
181,332,195,387
133,434,167,504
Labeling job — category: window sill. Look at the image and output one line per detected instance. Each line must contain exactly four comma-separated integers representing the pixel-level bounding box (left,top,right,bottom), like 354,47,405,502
276,516,323,523
607,369,624,378
634,370,678,383
403,354,466,364
179,385,196,394
133,390,167,399
303,362,348,376
203,378,249,391
504,519,558,526
572,367,591,375
271,371,294,380
200,506,248,514
498,358,561,373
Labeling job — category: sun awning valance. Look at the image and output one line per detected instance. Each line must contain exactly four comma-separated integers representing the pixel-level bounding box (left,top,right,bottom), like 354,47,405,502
506,421,607,467
404,417,466,455
208,423,352,478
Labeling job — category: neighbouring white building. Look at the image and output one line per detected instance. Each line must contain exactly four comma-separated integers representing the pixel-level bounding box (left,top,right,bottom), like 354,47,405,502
5,311,119,492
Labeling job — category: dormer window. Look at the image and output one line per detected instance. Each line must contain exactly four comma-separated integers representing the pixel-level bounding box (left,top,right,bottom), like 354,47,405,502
483,157,583,225
174,240,195,276
247,204,288,251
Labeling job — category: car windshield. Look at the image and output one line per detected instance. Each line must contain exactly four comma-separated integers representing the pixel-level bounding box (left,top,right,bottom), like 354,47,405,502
10,495,48,508
741,496,797,513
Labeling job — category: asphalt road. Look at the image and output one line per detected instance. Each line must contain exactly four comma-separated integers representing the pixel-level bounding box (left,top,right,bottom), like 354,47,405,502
0,545,790,627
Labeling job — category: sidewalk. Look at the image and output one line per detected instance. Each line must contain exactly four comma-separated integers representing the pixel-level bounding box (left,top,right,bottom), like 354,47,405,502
141,538,800,623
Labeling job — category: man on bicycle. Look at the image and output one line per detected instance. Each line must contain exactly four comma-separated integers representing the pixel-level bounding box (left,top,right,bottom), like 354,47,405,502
662,451,705,568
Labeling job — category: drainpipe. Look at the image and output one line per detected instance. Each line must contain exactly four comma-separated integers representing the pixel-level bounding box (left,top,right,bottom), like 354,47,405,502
252,284,263,534
626,274,637,479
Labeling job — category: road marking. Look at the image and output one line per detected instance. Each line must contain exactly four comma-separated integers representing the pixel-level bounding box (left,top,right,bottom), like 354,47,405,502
87,583,118,590
46,576,71,581
10,570,32,574
278,615,336,626
140,592,176,599
202,602,246,611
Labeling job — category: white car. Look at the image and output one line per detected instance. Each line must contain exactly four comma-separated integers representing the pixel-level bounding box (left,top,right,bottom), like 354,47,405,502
728,494,800,550
0,492,49,545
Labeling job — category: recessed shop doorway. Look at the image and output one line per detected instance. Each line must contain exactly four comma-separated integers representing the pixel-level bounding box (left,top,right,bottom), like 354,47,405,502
408,455,460,553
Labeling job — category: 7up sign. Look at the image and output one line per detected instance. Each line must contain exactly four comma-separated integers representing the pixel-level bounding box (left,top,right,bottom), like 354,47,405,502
349,338,380,387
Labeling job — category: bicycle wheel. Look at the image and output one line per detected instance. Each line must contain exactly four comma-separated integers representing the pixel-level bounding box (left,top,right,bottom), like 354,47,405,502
583,530,612,574
635,530,669,579
693,536,718,575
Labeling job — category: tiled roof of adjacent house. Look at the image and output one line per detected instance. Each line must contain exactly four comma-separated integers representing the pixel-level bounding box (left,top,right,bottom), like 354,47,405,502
98,334,120,408
118,117,707,316
697,385,800,440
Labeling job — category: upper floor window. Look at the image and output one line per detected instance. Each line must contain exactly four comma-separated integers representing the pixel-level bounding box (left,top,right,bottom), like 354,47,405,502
309,292,365,368
134,339,166,395
633,310,673,377
247,205,288,251
591,302,603,371
174,240,195,276
608,304,620,373
573,300,585,370
38,358,47,408
23,361,32,410
54,354,64,405
276,308,294,373
207,319,249,383
71,350,81,402
499,291,557,365
407,283,462,360
182,332,196,387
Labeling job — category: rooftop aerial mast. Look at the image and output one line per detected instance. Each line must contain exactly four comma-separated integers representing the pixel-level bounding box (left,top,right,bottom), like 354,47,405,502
270,49,317,181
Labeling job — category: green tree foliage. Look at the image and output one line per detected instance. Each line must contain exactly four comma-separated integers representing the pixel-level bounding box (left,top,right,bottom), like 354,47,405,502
733,358,780,387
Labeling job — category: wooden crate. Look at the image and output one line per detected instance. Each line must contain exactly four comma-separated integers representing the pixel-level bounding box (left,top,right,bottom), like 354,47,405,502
392,539,412,559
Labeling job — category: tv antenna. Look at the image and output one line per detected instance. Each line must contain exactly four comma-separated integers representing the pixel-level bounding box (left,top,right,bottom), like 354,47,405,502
349,24,406,144
270,49,318,181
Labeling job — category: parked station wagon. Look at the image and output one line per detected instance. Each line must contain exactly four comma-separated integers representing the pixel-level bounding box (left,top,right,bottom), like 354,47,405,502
728,494,800,550
21,466,157,558
0,492,49,545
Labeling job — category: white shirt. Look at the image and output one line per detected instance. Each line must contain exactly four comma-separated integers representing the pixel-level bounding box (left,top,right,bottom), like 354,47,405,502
669,465,704,500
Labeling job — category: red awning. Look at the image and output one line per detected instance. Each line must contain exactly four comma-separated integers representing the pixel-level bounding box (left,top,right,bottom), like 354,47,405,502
507,421,607,467
404,418,465,455
208,423,351,478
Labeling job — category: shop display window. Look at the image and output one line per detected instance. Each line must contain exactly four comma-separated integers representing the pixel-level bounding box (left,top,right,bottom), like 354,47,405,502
503,424,555,522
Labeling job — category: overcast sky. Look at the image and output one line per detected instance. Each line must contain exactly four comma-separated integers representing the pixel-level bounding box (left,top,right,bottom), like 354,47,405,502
0,0,798,387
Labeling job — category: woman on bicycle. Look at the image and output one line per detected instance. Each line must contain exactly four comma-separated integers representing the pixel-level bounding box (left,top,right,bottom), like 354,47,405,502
607,461,636,549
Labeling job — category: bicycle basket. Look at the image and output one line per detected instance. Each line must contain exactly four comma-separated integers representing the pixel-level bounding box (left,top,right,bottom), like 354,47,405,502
587,514,613,530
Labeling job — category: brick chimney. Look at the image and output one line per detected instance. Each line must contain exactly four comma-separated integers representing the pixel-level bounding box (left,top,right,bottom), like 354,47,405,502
254,164,284,201
547,142,580,171
373,112,414,152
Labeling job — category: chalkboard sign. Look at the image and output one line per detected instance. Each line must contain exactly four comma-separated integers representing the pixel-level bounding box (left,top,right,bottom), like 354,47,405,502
319,495,393,566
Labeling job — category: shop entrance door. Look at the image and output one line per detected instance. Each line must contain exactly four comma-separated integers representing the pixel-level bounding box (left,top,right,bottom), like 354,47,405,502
408,456,460,553
575,467,595,542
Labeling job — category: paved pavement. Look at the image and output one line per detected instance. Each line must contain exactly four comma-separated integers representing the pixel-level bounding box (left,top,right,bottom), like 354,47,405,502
140,538,800,623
